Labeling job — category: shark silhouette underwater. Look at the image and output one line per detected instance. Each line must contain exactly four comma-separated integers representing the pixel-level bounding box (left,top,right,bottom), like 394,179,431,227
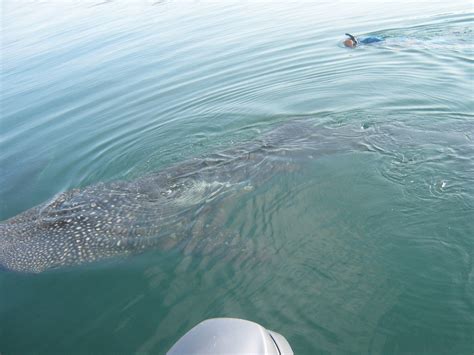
0,120,345,273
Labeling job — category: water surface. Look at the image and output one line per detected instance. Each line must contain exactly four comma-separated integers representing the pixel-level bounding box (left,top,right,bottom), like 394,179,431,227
1,1,473,354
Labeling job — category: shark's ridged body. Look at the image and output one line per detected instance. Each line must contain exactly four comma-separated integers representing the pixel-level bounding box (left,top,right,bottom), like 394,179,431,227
0,121,320,272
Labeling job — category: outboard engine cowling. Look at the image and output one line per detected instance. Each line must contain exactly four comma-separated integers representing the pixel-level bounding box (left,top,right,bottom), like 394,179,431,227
167,318,293,354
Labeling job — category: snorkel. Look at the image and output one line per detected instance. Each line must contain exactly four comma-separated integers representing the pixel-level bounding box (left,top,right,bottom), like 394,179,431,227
345,33,358,47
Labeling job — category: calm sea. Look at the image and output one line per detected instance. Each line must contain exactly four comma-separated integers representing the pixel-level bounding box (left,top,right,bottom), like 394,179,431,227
1,1,473,354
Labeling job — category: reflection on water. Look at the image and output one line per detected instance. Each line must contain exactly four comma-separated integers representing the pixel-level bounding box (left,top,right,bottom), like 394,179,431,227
1,1,473,354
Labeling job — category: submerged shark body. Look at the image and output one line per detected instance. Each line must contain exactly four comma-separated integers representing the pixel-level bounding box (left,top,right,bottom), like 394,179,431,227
1,121,326,273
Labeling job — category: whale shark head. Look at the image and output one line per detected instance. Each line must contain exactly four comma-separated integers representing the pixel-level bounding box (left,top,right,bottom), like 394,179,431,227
0,176,236,273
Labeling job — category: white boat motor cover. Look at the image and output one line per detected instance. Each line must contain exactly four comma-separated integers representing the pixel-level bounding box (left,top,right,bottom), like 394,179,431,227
167,318,294,355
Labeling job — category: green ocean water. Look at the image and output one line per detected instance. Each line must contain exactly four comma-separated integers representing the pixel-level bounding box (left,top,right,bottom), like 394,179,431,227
1,1,473,354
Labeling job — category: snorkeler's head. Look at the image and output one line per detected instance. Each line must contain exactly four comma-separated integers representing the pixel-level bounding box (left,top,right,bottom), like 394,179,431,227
344,33,357,47
344,38,356,47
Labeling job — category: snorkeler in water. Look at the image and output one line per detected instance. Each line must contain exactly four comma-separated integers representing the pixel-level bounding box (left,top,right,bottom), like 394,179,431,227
343,33,383,48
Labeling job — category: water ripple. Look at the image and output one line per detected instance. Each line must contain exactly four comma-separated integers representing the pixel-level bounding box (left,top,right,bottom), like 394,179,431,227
1,1,474,354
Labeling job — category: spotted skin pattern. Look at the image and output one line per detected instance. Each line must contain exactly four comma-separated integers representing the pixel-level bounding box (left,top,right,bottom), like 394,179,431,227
0,121,319,273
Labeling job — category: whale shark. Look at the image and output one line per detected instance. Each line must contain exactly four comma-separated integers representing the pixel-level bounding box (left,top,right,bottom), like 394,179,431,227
0,120,340,273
